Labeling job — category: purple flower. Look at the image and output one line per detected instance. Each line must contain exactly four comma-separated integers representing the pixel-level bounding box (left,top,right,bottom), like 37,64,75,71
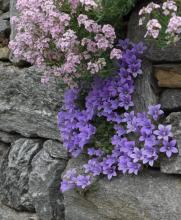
160,140,178,158
141,147,158,166
76,175,91,189
84,159,102,176
154,124,173,141
60,180,75,192
127,162,141,175
87,147,96,156
130,147,142,163
148,104,164,120
118,155,130,174
103,165,117,180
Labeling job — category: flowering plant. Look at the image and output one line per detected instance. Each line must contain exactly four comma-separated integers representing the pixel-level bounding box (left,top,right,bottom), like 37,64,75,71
9,0,178,193
139,1,181,46
9,0,120,87
59,40,178,192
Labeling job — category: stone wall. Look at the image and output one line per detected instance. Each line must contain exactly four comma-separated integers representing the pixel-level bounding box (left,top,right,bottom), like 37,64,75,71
0,1,181,220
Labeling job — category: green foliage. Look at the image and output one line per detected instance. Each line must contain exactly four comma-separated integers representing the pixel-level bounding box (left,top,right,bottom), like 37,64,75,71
96,0,137,37
92,117,115,154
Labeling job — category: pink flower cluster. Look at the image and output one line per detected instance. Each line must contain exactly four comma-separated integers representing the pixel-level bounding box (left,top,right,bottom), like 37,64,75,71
139,1,181,44
162,0,177,16
9,0,117,87
145,19,162,39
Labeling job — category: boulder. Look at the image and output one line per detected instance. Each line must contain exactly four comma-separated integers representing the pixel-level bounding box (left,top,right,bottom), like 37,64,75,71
160,112,181,174
0,138,68,219
160,89,181,112
64,157,181,220
0,19,10,38
154,64,181,88
0,202,38,220
0,142,9,165
0,138,42,211
133,59,158,112
29,140,68,220
0,0,10,12
0,47,9,60
127,3,181,62
0,11,10,20
0,62,65,141
0,130,20,144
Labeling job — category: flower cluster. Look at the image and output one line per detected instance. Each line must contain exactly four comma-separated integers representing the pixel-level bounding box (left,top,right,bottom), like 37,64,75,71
139,1,181,44
59,40,178,192
9,0,116,87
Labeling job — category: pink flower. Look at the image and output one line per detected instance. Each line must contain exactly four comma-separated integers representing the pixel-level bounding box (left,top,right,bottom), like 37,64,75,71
110,48,122,60
145,19,161,39
162,0,177,16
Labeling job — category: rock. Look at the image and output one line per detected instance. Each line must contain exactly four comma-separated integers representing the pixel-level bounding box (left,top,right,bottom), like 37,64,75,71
127,3,181,62
0,12,10,20
0,0,10,12
43,139,68,160
0,62,65,141
160,112,181,174
0,202,39,220
64,157,181,220
0,19,10,38
0,131,20,144
154,64,181,88
133,59,158,112
0,138,42,211
0,47,9,60
160,89,181,112
0,142,9,164
29,140,68,220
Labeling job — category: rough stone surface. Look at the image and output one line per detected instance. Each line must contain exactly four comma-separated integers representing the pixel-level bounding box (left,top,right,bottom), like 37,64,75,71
0,202,39,220
0,19,10,38
0,0,10,12
43,139,68,160
0,130,20,144
160,112,181,174
29,140,68,220
0,62,65,141
128,3,181,62
0,138,42,211
64,157,181,220
0,11,10,20
0,47,9,60
133,59,158,112
154,64,181,88
0,142,9,165
160,89,181,111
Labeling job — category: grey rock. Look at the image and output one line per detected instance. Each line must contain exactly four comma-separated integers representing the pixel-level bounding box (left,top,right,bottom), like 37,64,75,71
160,89,181,112
64,157,181,220
128,3,181,62
43,140,68,160
0,19,10,38
29,140,68,220
0,0,10,12
0,130,20,144
0,47,9,60
0,138,42,211
133,59,158,112
160,112,181,174
0,12,10,20
0,142,9,164
0,62,65,141
0,202,39,220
